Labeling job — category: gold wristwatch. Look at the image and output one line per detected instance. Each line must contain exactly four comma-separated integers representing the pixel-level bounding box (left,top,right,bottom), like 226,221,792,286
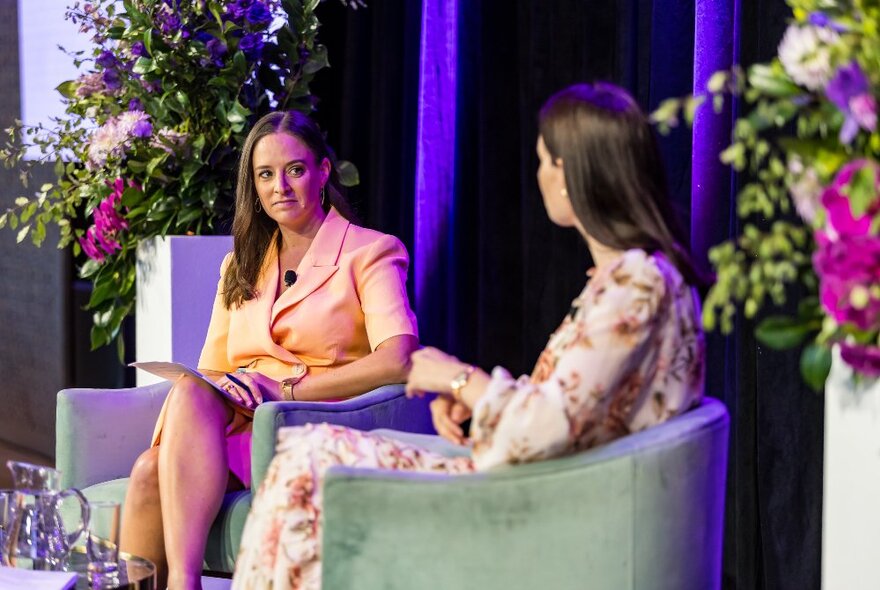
450,365,476,401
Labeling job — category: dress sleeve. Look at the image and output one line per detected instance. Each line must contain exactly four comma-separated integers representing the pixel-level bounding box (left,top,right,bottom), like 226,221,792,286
197,252,235,373
470,253,668,471
355,234,419,350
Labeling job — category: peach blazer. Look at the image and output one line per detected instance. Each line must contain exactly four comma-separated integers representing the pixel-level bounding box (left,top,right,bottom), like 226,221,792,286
150,207,419,486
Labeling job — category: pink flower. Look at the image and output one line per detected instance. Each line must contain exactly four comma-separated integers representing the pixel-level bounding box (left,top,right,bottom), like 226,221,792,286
813,232,880,331
74,72,108,98
78,228,105,262
78,178,136,262
820,159,879,239
813,159,880,333
850,93,878,133
839,342,880,377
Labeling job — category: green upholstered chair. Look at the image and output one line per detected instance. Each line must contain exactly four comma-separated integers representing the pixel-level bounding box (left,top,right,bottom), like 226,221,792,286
320,398,729,590
55,381,433,573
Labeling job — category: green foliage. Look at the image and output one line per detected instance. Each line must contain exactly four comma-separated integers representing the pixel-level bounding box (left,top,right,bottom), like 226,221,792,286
0,0,359,351
651,0,880,385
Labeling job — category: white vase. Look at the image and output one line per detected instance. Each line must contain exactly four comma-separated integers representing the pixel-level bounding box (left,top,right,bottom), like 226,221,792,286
135,235,233,385
822,345,880,589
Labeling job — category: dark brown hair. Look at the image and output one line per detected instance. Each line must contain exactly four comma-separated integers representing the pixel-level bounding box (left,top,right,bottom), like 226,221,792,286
538,82,702,287
222,111,354,308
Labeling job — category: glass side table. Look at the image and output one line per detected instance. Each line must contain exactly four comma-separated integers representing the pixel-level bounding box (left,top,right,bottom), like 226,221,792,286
68,546,156,589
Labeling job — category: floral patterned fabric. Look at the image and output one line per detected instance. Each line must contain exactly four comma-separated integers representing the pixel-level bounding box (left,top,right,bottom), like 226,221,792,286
232,249,705,589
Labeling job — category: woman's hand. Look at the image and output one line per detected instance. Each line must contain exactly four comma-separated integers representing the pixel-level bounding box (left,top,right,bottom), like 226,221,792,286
430,396,471,445
215,371,283,409
405,347,469,398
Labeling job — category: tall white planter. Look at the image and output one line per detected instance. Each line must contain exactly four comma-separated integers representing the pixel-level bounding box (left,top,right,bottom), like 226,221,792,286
136,235,233,385
822,346,880,589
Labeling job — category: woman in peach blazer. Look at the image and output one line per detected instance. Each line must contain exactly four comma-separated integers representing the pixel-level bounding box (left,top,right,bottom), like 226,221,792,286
120,111,419,590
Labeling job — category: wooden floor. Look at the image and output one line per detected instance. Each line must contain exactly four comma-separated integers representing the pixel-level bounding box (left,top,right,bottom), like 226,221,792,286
0,438,53,489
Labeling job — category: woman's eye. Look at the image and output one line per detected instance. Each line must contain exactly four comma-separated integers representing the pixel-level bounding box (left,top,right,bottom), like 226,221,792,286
287,166,305,177
257,170,272,179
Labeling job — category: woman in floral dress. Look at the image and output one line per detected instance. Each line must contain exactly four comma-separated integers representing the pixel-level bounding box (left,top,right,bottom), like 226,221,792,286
232,82,707,590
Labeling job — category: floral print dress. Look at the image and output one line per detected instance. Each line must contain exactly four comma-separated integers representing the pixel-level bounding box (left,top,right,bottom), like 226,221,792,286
232,249,705,589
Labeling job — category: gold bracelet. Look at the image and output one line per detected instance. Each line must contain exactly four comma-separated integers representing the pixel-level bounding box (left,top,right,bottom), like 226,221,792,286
450,365,475,401
280,376,303,401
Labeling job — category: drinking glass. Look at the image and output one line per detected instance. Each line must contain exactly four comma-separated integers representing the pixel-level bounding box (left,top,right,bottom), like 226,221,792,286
0,489,16,566
86,501,120,586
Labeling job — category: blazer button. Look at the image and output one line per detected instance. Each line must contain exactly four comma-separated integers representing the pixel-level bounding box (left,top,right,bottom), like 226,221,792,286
291,363,306,377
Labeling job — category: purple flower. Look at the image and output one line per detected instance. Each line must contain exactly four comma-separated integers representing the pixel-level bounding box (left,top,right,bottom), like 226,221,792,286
128,98,144,111
239,33,264,60
130,41,147,57
807,12,849,32
825,62,877,143
206,37,227,64
157,8,182,36
245,2,273,26
839,342,880,377
102,68,121,91
225,2,247,22
130,119,152,138
140,78,162,93
96,50,116,68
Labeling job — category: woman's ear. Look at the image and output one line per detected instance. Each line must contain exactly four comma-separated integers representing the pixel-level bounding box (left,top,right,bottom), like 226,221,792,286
554,157,564,168
320,157,331,184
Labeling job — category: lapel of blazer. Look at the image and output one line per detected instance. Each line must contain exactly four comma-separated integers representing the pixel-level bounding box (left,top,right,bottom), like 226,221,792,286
270,208,348,325
242,239,300,361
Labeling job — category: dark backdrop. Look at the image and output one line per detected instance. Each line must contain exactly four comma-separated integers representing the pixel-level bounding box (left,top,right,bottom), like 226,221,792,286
308,1,822,589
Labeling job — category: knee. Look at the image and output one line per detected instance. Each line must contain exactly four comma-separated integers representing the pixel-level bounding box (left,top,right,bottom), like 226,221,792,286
128,448,161,503
166,375,223,416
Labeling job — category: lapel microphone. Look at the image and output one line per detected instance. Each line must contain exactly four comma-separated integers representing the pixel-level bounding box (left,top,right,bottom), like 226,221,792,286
284,270,297,287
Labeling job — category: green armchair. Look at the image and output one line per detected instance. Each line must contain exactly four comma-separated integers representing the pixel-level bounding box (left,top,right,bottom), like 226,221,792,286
320,398,729,590
55,381,434,573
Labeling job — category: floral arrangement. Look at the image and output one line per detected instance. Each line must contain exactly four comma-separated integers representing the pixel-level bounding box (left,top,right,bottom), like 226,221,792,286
652,0,880,388
0,0,358,352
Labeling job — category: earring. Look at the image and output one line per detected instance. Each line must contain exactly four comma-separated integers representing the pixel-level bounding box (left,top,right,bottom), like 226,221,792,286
561,188,568,197
321,185,326,207
254,198,262,213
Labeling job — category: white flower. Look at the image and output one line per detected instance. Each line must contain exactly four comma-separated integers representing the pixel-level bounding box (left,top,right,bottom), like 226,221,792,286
151,128,189,155
787,156,823,224
86,111,151,169
778,24,839,91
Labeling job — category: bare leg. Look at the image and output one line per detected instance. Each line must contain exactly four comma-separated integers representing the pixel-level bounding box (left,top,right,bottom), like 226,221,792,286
120,447,167,588
159,376,235,590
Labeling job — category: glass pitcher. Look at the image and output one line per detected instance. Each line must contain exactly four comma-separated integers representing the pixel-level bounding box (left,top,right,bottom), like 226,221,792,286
5,461,90,571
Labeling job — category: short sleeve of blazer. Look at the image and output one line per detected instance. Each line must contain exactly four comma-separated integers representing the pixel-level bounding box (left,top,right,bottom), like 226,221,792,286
355,234,419,351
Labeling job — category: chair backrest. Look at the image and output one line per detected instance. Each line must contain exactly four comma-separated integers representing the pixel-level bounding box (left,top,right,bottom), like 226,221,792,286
321,398,729,590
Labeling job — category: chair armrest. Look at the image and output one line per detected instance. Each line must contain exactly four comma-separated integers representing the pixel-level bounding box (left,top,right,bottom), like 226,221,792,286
320,400,730,590
250,384,433,489
56,382,171,489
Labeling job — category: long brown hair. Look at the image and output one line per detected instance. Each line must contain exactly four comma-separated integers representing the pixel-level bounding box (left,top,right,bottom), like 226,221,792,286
222,111,354,308
538,82,702,287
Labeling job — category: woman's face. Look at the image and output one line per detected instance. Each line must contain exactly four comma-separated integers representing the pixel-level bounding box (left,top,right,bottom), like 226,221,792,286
536,135,577,227
252,132,330,231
